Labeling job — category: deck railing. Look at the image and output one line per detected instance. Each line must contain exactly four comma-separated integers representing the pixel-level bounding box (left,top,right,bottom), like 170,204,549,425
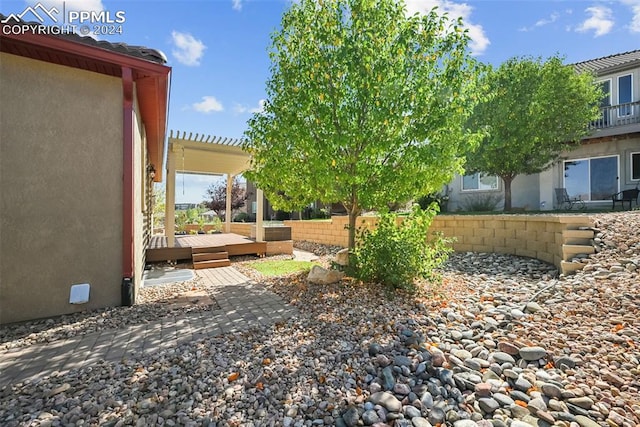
590,101,640,130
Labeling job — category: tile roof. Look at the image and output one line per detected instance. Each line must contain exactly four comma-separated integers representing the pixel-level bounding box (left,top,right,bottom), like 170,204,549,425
0,14,167,64
572,50,640,75
60,33,167,64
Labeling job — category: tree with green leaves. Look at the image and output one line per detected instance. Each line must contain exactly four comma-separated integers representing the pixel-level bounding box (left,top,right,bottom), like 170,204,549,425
243,0,483,250
465,56,602,211
203,177,247,219
152,183,166,230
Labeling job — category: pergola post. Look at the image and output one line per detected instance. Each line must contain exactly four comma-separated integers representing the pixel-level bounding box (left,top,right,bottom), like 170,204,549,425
165,143,177,247
255,188,264,242
225,174,233,233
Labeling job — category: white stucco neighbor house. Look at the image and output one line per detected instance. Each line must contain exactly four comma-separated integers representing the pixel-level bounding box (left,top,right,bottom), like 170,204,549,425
445,50,640,212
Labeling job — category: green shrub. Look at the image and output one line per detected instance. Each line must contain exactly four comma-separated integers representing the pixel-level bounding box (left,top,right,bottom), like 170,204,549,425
175,211,188,233
301,207,330,220
207,217,223,232
417,192,449,212
274,210,291,221
460,193,502,212
233,212,254,222
186,208,201,223
351,204,453,292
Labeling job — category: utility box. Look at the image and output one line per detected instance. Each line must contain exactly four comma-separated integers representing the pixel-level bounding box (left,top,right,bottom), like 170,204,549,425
121,277,133,306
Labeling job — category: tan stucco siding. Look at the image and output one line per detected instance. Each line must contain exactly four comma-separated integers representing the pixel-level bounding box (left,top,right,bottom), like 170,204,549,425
0,52,123,324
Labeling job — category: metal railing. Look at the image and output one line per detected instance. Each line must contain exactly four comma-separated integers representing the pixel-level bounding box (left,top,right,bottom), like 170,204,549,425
590,101,640,130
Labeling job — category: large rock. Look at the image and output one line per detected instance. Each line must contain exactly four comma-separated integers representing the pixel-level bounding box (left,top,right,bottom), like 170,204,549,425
519,346,547,361
307,265,344,285
368,391,402,412
334,248,350,266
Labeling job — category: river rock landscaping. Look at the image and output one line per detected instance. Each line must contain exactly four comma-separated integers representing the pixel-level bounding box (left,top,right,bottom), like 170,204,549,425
0,211,638,427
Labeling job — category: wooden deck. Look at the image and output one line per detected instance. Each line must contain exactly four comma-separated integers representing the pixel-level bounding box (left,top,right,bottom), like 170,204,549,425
146,233,267,263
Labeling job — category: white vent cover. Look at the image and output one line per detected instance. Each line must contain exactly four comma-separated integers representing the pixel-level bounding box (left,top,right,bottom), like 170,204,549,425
69,283,90,304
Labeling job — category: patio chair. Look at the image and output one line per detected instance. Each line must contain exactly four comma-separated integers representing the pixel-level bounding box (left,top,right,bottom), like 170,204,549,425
611,187,640,210
555,188,585,210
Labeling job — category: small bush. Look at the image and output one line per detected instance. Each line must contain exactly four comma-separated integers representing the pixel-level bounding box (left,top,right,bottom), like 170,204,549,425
274,210,291,221
351,204,453,292
301,207,330,220
175,211,188,233
417,192,449,212
208,216,223,232
233,212,255,222
460,193,502,212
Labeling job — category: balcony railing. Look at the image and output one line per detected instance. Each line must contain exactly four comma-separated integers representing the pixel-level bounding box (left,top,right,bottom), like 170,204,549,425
590,100,640,130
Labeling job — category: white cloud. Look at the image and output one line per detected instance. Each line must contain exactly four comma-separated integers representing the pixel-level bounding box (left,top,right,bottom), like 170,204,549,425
535,12,560,27
576,6,614,37
192,96,224,113
621,0,640,32
234,99,266,114
171,31,206,66
404,0,490,56
232,0,242,11
519,11,560,32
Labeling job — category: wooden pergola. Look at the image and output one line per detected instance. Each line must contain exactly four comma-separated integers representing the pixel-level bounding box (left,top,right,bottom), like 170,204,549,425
165,130,264,246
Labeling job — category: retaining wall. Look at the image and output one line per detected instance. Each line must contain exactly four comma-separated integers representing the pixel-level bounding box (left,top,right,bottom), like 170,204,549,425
284,215,594,269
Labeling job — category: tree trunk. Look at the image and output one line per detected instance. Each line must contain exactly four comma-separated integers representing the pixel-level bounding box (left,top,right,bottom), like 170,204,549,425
345,188,360,252
347,209,358,251
502,175,514,211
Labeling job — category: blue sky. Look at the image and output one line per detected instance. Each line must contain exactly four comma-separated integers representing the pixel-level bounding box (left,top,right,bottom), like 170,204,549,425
3,0,639,203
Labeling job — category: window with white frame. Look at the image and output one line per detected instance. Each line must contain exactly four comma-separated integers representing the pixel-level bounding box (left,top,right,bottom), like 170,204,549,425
632,152,640,181
462,172,499,191
564,155,619,201
618,74,633,117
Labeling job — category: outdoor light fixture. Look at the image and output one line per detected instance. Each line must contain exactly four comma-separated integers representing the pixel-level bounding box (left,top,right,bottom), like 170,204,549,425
147,164,156,179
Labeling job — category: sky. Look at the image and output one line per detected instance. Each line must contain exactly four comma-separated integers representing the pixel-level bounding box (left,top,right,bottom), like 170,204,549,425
2,0,639,203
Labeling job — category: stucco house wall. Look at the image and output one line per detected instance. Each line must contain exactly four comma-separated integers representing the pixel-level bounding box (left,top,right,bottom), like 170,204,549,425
0,52,123,323
132,89,149,302
546,136,640,209
446,173,541,212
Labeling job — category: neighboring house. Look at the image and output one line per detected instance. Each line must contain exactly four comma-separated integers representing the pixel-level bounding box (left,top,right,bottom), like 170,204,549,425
0,18,170,324
244,181,336,220
446,50,640,212
175,203,201,211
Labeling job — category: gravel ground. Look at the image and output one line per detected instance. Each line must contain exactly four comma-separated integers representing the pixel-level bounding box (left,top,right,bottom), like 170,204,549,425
0,212,638,427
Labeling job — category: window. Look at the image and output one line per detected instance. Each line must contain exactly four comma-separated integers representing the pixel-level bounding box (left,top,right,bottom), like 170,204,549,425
632,152,640,181
618,74,633,117
564,155,619,201
462,172,499,191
